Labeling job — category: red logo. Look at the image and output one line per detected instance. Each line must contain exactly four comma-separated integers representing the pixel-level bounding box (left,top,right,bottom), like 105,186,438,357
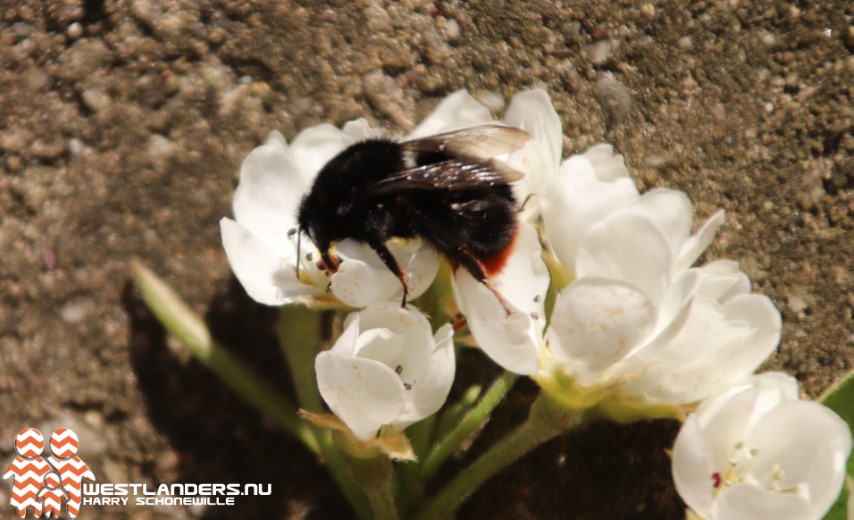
3,428,95,519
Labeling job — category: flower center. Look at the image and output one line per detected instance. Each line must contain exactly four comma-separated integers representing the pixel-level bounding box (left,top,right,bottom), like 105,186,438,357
287,228,328,285
712,441,797,496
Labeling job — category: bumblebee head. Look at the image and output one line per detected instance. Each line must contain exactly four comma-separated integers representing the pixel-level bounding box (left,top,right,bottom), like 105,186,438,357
297,193,331,256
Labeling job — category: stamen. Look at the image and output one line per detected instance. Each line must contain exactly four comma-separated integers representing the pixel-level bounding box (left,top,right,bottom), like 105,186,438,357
715,441,791,497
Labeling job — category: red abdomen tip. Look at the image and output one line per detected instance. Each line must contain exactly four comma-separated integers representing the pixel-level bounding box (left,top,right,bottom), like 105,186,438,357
481,224,519,276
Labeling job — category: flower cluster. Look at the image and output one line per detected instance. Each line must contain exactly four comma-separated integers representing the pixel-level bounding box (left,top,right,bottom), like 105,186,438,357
537,150,782,412
221,89,851,517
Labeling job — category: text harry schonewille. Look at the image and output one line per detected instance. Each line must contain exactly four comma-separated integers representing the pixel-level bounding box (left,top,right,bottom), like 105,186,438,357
82,482,272,507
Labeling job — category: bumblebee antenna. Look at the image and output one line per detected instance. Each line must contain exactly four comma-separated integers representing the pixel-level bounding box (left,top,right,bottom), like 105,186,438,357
293,227,301,279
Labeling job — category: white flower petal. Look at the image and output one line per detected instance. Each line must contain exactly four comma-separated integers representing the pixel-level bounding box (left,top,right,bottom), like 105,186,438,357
493,222,550,316
398,323,456,426
503,89,562,219
622,296,749,402
543,149,638,270
672,415,716,517
504,89,562,174
353,303,434,385
747,400,852,518
582,143,630,181
655,268,701,331
620,188,693,261
316,352,407,440
289,123,352,176
330,254,403,308
389,241,443,300
454,271,540,375
452,222,547,375
407,90,493,139
576,212,673,306
692,374,799,450
232,138,306,246
676,209,726,273
686,294,781,396
547,277,657,385
220,218,321,305
330,240,440,307
633,294,781,404
697,260,752,302
610,293,694,387
330,312,362,357
713,484,813,520
342,118,381,142
264,129,287,148
354,328,406,360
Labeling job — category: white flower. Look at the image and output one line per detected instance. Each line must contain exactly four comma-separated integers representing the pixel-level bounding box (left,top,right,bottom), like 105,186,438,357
672,372,852,520
220,123,440,307
541,144,638,273
315,303,455,440
540,145,781,407
442,90,559,374
615,260,780,404
452,221,550,375
502,89,563,220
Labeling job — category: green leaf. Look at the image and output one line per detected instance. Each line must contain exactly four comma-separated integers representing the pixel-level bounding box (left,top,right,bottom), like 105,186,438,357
821,370,854,520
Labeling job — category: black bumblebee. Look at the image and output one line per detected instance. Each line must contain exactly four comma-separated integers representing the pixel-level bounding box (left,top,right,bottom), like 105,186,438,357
296,124,529,308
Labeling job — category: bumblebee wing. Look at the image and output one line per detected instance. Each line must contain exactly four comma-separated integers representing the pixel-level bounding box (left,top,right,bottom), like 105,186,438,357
369,160,521,195
401,124,529,161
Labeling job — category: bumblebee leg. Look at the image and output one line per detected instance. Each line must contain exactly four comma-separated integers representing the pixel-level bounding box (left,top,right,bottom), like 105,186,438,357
452,245,513,316
517,193,536,213
452,313,468,332
320,250,340,273
368,239,410,307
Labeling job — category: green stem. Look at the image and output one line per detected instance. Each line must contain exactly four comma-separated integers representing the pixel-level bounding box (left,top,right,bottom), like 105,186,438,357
350,453,399,520
317,431,374,520
414,393,582,520
277,305,324,412
131,260,317,451
432,384,482,445
278,301,375,518
419,372,517,481
132,261,373,519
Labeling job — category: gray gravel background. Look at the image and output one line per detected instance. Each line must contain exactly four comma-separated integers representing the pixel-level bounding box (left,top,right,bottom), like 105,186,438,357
0,1,851,518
